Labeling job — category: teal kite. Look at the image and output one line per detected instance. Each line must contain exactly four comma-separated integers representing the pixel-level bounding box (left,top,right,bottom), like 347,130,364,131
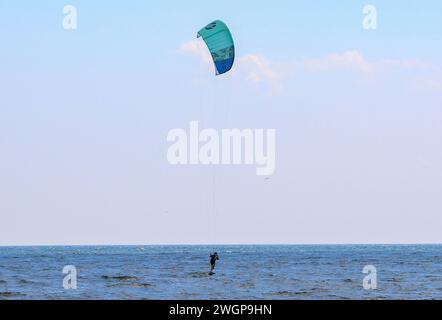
197,20,235,75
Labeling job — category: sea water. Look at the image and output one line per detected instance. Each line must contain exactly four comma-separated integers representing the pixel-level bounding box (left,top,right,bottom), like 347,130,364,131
0,245,441,300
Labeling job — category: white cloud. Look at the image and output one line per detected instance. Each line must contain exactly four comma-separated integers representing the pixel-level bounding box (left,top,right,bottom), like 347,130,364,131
179,39,212,66
303,50,374,73
179,40,431,94
381,58,428,69
236,54,279,82
302,50,427,73
179,40,283,93
234,54,284,93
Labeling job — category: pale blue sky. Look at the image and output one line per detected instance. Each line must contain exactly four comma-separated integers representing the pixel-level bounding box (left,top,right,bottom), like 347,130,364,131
0,1,441,245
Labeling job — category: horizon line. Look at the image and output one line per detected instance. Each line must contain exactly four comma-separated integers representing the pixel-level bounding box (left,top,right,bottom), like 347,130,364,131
1,242,442,247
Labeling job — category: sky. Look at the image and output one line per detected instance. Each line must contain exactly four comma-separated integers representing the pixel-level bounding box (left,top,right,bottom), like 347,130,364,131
0,1,441,245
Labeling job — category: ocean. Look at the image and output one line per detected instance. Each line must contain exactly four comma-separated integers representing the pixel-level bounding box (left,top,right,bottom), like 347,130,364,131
0,245,441,300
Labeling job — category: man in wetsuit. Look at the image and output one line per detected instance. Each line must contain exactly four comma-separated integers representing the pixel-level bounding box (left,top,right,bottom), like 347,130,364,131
209,252,219,272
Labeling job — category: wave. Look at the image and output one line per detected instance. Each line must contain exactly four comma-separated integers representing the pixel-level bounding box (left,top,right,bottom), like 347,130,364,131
188,272,210,278
102,275,140,281
108,282,154,288
239,282,255,288
0,292,26,298
18,279,35,284
272,290,310,297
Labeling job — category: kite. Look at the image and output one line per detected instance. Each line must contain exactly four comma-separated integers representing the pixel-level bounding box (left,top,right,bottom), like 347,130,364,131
197,20,235,75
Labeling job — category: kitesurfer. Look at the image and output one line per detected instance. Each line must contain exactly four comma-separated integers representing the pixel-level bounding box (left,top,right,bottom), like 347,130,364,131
209,252,219,272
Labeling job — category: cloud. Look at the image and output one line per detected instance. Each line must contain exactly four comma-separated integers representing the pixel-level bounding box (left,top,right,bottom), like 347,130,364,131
234,54,284,93
179,40,431,94
179,40,283,93
302,50,427,73
236,54,280,82
303,50,374,73
179,39,212,66
381,58,428,70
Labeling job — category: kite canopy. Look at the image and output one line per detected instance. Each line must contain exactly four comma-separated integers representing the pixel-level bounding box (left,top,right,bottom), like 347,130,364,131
197,20,235,76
